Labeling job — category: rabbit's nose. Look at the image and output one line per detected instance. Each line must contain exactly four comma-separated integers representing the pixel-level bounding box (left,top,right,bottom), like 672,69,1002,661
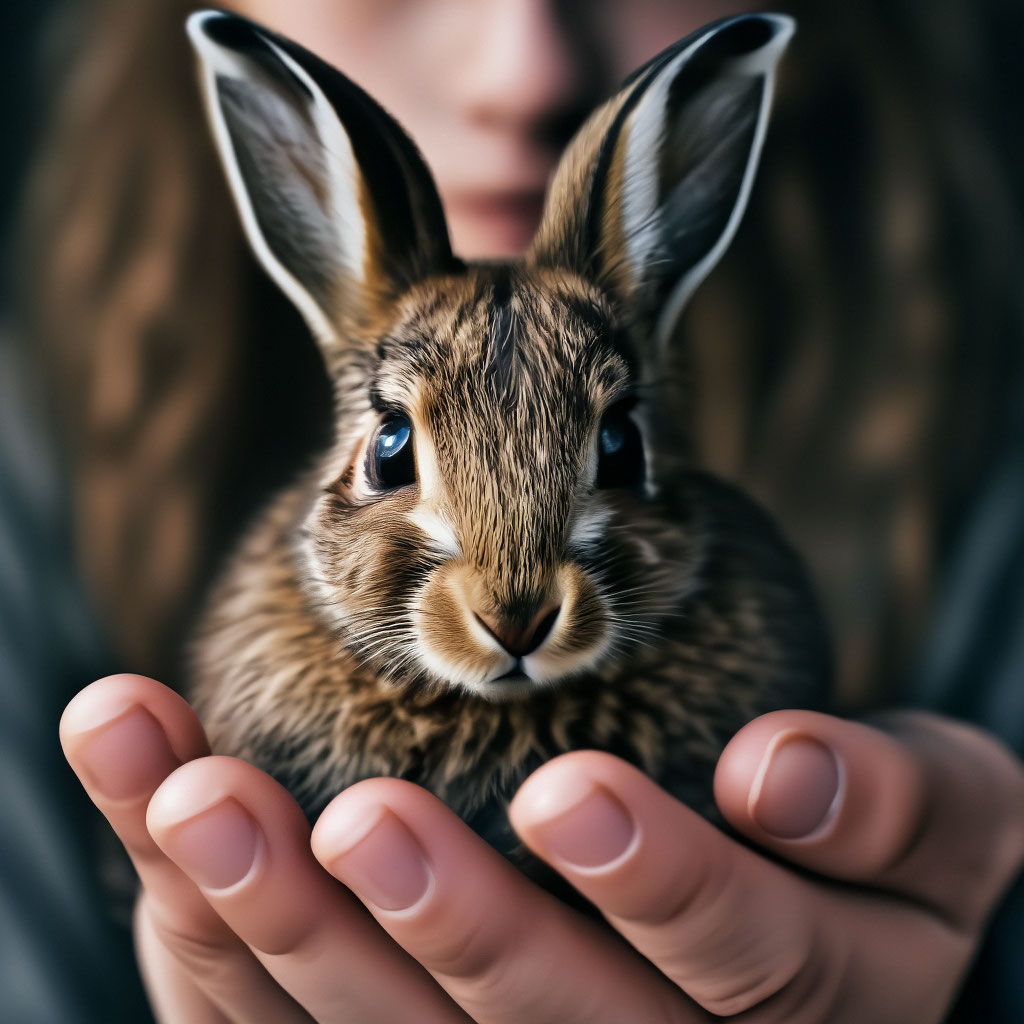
475,604,561,657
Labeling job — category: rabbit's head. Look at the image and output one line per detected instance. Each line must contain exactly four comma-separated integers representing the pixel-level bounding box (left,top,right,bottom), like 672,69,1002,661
188,12,793,699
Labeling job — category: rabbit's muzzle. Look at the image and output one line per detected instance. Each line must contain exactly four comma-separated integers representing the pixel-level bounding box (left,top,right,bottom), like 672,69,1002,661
412,557,611,697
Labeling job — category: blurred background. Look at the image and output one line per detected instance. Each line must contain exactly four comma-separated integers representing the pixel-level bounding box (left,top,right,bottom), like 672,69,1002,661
0,4,57,240
1,1,1022,1020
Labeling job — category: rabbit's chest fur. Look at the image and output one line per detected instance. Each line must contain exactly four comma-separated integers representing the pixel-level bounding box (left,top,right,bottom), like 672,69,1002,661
191,469,828,849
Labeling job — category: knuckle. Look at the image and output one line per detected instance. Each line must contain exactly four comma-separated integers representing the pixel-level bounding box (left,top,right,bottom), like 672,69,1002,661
871,714,1024,893
650,859,818,1018
862,794,932,881
136,892,241,974
626,848,719,930
423,906,520,986
701,981,785,1018
694,934,811,1018
737,932,848,1024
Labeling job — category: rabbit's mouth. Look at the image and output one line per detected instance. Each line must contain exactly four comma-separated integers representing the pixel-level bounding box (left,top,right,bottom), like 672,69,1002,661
484,656,559,694
479,654,594,697
478,661,535,699
492,661,527,684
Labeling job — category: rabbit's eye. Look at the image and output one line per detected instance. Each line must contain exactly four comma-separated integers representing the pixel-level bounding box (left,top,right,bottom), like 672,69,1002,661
596,404,644,490
370,413,416,491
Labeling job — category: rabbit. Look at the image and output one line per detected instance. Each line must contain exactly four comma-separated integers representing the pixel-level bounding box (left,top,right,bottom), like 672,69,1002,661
184,9,831,872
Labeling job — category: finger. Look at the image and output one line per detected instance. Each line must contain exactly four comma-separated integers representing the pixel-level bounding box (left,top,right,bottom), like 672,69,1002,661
713,709,1024,927
311,778,698,1024
134,897,232,1024
60,674,311,1023
147,756,469,1024
509,751,834,1018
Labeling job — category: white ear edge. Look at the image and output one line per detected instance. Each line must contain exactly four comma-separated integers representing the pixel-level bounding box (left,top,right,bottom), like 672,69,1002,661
618,15,794,350
186,11,367,346
619,33,711,291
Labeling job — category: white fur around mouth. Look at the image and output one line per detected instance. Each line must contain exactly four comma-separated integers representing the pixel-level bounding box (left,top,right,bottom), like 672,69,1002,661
445,637,612,699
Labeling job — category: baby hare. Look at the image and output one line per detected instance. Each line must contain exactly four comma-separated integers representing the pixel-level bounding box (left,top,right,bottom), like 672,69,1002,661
185,10,830,861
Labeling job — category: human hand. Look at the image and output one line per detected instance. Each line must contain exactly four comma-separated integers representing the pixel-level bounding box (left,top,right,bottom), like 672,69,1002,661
60,674,469,1023
61,674,683,1022
61,676,1024,1023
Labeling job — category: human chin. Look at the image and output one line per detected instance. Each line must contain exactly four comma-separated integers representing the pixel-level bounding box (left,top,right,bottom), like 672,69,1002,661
445,197,545,260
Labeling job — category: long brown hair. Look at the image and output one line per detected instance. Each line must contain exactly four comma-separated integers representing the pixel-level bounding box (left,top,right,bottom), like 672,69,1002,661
20,0,330,678
19,0,1024,700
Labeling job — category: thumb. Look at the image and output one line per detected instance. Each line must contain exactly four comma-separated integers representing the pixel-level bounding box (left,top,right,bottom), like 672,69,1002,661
714,710,1024,929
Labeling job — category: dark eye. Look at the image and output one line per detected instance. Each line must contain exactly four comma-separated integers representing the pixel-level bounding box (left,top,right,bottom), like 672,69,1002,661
596,402,645,490
369,413,416,491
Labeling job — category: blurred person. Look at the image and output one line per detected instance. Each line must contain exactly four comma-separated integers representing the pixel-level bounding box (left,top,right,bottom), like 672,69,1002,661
3,0,1023,1020
20,0,1024,704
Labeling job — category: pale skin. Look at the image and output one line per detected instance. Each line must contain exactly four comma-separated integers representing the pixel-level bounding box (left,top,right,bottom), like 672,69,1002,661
62,2,1024,1020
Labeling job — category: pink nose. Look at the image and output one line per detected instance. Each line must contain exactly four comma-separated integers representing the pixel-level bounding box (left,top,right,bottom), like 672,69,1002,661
475,604,561,657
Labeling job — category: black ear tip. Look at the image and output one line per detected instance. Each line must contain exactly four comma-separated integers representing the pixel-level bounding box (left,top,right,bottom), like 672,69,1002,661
186,9,266,51
187,10,234,43
186,9,308,96
752,12,797,44
621,13,795,91
708,12,796,56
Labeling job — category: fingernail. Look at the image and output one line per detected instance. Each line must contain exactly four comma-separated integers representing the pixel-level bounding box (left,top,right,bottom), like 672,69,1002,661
162,799,263,891
531,782,636,869
326,810,432,912
749,731,841,839
76,707,180,802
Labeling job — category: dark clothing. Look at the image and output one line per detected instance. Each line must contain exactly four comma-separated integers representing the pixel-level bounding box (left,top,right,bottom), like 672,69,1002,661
910,422,1024,1021
0,334,152,1023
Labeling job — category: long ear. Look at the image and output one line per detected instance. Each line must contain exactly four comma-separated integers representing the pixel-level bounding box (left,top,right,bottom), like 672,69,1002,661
529,14,793,349
186,10,458,346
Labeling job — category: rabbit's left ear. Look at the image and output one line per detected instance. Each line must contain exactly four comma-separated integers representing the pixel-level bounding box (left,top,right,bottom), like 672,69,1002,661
529,14,793,349
187,11,458,347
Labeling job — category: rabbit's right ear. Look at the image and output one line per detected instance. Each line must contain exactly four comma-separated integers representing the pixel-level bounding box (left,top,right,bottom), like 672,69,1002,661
529,14,793,354
187,11,458,347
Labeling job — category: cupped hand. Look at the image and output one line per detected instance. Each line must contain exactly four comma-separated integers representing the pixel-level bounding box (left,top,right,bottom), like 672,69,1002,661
61,675,1024,1023
60,674,468,1023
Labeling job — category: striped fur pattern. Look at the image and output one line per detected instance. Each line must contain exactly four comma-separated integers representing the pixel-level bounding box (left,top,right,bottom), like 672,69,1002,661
188,11,830,854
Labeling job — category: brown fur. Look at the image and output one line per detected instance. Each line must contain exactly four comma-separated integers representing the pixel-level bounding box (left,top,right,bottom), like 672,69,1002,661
189,15,831,872
192,269,829,847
